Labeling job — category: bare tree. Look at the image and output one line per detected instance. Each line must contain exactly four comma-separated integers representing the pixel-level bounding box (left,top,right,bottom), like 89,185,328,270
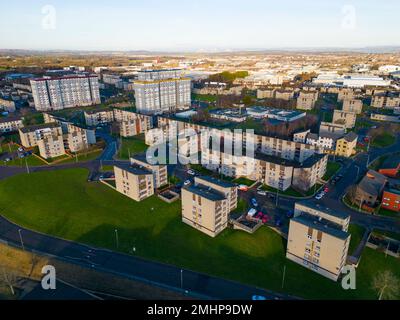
0,266,18,296
372,270,400,300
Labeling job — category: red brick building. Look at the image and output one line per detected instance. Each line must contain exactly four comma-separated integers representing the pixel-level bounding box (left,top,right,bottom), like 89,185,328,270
382,188,400,212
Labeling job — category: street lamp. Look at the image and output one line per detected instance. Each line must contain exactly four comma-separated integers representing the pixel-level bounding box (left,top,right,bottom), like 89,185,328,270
18,229,25,251
115,229,119,249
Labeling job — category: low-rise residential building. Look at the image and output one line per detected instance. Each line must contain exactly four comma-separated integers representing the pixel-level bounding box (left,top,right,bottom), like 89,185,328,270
37,133,66,159
0,116,24,133
335,132,358,157
370,113,400,123
353,170,387,208
332,110,356,129
114,163,155,202
257,88,275,99
181,176,237,237
342,99,363,114
0,98,16,112
381,188,400,212
130,153,168,188
286,201,351,281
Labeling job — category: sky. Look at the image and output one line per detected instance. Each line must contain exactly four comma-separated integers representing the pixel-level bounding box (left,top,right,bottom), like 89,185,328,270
0,0,399,52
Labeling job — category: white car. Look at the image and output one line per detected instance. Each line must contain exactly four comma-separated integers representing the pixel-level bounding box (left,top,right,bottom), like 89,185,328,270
257,190,267,196
315,193,323,200
184,180,191,186
187,169,196,176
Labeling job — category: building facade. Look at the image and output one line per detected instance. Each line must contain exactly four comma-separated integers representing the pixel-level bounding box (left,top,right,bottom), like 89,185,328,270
286,202,351,281
31,75,101,111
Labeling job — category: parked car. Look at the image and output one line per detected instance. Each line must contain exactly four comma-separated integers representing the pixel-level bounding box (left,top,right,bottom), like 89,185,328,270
252,295,267,300
275,219,282,227
238,185,249,191
187,169,196,176
257,190,267,196
286,211,294,218
324,186,329,193
184,180,191,186
315,193,323,200
267,193,275,199
251,198,258,207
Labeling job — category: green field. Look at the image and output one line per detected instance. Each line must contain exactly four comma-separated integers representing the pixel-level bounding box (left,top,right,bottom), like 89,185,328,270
322,162,341,181
0,168,399,299
233,177,256,187
192,93,217,103
371,133,396,148
117,135,148,159
348,224,366,255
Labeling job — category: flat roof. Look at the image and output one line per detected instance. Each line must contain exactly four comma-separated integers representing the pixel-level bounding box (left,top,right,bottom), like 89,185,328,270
114,163,152,176
19,122,60,133
296,200,350,220
196,175,236,188
0,116,22,123
183,185,226,202
292,214,350,240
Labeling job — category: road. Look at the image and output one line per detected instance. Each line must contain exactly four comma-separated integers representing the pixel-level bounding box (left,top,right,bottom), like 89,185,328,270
0,215,293,300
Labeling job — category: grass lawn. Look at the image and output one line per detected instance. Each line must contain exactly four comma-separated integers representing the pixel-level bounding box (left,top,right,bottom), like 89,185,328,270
100,165,115,172
192,93,217,103
57,150,103,164
3,155,47,167
0,168,399,300
233,177,256,187
377,207,400,219
189,164,215,176
371,133,396,148
117,135,148,160
261,184,322,197
348,224,366,255
372,230,400,242
322,162,341,181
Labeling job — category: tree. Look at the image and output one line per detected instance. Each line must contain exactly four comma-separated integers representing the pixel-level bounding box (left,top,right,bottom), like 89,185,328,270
0,266,18,296
372,270,400,300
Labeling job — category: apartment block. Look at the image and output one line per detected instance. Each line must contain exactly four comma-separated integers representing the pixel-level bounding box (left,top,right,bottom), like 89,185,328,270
65,123,90,153
194,176,238,212
337,88,355,101
134,69,191,114
335,132,358,157
371,113,400,123
319,122,346,136
181,177,236,237
296,91,319,110
371,93,400,109
114,163,154,202
342,99,363,114
37,133,66,159
84,109,114,126
114,109,153,137
332,110,356,129
275,89,295,101
257,88,275,99
381,188,400,212
31,75,100,111
286,201,351,281
130,153,168,188
0,116,24,133
19,123,63,148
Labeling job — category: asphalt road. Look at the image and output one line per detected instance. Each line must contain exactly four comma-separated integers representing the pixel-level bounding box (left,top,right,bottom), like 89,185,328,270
0,215,293,300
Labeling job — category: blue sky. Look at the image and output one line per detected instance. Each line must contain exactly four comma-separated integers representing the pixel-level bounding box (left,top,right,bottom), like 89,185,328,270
0,0,399,51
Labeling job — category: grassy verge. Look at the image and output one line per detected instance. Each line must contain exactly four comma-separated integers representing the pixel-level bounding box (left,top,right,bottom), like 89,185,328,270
348,224,366,255
117,135,148,160
0,168,399,299
322,162,341,181
233,177,256,187
192,93,217,103
371,133,396,148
